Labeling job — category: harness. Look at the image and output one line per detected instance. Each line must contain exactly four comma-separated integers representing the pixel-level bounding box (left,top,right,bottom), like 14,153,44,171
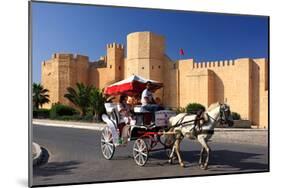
171,113,214,137
167,105,228,138
173,113,205,128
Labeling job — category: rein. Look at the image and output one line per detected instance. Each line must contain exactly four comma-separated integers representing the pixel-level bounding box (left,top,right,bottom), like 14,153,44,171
170,105,223,131
173,111,219,129
173,114,204,128
207,114,217,122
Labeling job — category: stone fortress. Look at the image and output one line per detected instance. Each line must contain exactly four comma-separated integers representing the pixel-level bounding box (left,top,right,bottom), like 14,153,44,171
41,31,268,128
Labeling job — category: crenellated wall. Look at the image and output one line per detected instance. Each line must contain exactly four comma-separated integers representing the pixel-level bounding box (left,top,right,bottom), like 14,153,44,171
42,53,89,108
177,58,252,120
89,42,125,89
41,31,268,128
193,59,235,68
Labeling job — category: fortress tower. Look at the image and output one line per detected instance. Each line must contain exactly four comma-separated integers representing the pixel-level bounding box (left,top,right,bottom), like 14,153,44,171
106,43,125,83
126,32,165,99
126,32,165,82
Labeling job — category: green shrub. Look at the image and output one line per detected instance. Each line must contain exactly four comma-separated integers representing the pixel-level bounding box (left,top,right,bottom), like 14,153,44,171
53,114,93,122
54,115,80,121
82,114,94,122
175,107,186,114
231,112,241,120
185,103,205,114
50,103,79,119
33,108,50,119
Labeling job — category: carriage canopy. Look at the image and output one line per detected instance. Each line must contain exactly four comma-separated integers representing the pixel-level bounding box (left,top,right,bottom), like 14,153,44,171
104,75,163,96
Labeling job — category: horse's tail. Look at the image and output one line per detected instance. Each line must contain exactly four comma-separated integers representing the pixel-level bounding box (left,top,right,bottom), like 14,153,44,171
162,126,176,146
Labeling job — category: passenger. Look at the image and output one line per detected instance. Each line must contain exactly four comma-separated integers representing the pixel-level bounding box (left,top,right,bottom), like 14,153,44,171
127,96,136,106
117,94,133,124
127,95,140,105
141,81,164,122
117,94,133,144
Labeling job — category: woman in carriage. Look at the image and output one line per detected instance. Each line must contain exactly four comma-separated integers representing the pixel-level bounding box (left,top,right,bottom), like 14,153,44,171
117,94,134,144
117,94,133,124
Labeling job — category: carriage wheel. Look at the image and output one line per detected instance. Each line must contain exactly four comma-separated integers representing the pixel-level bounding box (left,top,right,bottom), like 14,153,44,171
133,138,149,166
101,126,115,160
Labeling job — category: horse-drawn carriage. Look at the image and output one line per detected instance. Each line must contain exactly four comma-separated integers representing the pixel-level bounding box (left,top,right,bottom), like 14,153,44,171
100,75,234,168
101,103,176,166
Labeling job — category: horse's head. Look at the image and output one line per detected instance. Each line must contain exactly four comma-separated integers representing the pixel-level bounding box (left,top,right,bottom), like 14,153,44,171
219,103,234,127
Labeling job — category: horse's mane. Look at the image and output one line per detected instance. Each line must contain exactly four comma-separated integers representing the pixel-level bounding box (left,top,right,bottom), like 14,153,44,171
207,102,220,112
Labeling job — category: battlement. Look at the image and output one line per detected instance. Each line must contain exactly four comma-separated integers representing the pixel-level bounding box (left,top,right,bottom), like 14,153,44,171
106,42,124,49
75,54,89,61
89,60,107,68
52,53,74,59
51,53,90,61
193,59,235,69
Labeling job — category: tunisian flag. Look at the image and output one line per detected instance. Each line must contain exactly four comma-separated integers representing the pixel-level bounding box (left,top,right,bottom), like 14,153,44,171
179,48,185,56
104,75,163,96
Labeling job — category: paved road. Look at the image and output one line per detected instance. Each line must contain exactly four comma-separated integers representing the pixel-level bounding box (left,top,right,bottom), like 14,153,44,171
33,125,269,186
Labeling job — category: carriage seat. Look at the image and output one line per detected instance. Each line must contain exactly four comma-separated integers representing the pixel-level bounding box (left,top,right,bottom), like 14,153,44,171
133,105,150,113
104,102,117,113
104,103,124,125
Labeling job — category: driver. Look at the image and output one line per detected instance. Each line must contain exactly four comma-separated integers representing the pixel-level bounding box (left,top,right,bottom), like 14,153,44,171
141,81,164,121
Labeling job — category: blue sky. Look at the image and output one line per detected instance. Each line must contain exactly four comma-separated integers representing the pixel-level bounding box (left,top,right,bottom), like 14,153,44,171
31,2,268,83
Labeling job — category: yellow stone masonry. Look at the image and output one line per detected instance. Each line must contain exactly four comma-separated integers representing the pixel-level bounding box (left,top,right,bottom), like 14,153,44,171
41,31,268,128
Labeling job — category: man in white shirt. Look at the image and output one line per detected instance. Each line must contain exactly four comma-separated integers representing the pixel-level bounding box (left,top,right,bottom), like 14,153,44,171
141,81,164,115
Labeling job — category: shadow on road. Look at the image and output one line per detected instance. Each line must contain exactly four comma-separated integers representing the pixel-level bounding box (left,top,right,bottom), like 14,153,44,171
33,160,81,177
150,149,268,171
35,147,49,166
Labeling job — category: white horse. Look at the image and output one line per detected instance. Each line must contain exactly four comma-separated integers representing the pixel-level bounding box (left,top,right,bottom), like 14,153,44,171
166,102,233,169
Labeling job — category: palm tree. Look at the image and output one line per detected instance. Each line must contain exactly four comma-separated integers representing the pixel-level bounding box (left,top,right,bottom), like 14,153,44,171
33,83,50,109
64,83,92,116
90,87,106,121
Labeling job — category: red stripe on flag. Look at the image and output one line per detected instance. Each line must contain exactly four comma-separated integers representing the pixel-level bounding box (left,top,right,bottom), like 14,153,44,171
180,48,184,56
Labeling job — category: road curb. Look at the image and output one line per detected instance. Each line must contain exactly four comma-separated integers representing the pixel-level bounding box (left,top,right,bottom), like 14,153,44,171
33,120,106,131
214,128,267,132
32,142,42,166
33,119,267,132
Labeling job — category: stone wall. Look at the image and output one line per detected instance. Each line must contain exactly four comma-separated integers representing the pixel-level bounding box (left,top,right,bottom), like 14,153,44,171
177,58,253,123
40,31,268,128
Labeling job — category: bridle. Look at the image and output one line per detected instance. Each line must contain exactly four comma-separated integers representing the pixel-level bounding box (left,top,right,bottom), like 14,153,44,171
218,104,230,125
206,104,228,123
